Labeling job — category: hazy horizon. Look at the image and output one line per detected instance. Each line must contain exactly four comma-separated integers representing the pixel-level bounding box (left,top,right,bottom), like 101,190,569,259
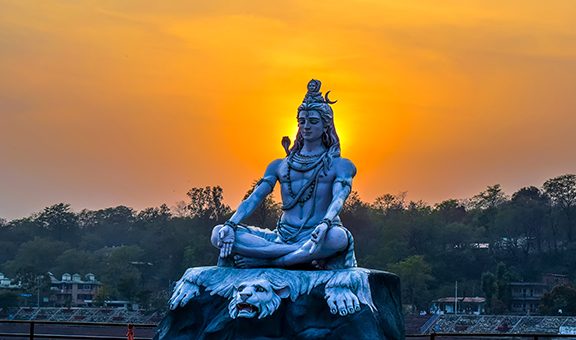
1,173,571,222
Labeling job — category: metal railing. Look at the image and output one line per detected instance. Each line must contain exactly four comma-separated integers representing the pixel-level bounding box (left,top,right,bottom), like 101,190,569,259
4,320,576,340
407,333,576,339
419,313,441,333
0,319,157,340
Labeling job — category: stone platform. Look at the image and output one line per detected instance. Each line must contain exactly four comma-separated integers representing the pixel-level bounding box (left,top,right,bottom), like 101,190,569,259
155,268,404,340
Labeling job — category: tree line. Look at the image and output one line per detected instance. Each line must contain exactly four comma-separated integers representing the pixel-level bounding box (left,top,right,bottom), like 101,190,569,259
1,175,575,314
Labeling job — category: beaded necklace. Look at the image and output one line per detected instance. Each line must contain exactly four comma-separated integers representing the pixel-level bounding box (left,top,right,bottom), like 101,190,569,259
285,151,326,206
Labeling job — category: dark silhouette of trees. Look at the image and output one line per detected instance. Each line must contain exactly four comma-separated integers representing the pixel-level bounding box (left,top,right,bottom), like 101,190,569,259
240,180,281,227
481,272,497,311
389,255,434,310
470,184,509,236
4,237,67,275
185,186,231,222
540,285,576,315
1,176,576,313
544,174,576,242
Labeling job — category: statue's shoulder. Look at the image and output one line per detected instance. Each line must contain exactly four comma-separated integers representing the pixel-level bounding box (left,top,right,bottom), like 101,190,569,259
333,157,357,177
265,158,285,175
269,158,285,168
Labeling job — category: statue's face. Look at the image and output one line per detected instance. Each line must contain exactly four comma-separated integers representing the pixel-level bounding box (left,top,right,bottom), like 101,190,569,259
298,110,324,143
307,80,320,92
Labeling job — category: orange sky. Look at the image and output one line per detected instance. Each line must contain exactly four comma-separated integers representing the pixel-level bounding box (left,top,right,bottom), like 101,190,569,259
1,0,576,220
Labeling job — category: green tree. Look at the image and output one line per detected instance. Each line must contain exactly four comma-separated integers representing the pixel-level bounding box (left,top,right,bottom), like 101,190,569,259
509,186,549,255
4,237,66,275
3,217,43,245
185,186,231,222
53,249,98,275
240,180,281,227
341,191,376,264
470,184,509,235
35,203,79,242
540,285,576,315
481,272,497,308
388,255,434,310
402,201,436,254
543,174,576,242
471,184,509,210
136,204,171,225
372,192,406,215
0,241,18,265
342,191,367,215
478,262,516,313
93,284,114,306
97,245,145,301
434,199,467,224
77,206,136,248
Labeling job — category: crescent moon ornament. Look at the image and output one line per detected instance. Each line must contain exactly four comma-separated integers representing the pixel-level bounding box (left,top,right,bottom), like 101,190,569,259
324,91,338,104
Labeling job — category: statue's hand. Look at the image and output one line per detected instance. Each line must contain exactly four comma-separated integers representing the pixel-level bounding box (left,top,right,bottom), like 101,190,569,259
309,222,329,254
218,225,235,258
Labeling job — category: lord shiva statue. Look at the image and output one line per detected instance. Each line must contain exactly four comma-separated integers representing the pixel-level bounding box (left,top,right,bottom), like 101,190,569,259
211,79,357,270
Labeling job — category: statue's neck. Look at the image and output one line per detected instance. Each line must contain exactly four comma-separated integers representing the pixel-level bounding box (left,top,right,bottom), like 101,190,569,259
300,139,325,155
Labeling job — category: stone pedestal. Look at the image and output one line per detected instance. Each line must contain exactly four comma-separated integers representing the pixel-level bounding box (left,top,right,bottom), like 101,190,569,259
155,268,404,340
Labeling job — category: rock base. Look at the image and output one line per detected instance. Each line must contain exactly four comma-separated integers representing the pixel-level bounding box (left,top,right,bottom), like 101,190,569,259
155,269,404,340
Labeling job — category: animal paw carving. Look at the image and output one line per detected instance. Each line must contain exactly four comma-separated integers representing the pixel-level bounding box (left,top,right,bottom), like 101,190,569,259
325,286,361,316
169,278,200,310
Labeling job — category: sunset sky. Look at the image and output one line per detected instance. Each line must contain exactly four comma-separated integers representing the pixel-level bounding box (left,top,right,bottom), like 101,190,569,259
1,0,575,220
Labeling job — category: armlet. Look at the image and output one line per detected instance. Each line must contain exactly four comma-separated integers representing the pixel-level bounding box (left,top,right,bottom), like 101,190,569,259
257,176,276,190
334,178,352,188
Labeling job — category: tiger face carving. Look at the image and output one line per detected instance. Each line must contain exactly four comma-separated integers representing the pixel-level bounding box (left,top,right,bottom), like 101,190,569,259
228,278,290,319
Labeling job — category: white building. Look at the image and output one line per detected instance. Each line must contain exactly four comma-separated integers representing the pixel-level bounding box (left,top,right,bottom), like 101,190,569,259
0,272,21,289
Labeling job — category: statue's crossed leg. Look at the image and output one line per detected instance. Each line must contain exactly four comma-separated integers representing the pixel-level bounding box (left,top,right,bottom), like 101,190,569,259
211,224,349,268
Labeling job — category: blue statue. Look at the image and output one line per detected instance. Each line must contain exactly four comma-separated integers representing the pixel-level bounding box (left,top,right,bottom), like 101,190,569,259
212,79,357,269
161,81,404,339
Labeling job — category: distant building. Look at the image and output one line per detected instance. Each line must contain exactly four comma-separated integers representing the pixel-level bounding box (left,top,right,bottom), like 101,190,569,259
0,272,21,290
542,273,570,289
509,282,547,314
430,297,486,315
49,273,101,307
508,274,571,314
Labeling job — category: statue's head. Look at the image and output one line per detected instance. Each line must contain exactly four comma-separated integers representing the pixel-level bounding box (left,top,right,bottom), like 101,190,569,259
291,79,341,158
228,278,290,319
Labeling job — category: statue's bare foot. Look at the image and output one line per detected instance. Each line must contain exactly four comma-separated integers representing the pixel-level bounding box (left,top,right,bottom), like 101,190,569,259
234,255,273,268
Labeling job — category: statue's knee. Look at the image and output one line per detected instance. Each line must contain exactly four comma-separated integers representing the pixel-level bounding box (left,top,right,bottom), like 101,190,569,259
327,227,348,252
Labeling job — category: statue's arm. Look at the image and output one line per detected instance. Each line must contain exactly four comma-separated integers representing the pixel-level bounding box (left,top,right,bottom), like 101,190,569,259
227,159,282,224
308,159,356,252
323,158,357,222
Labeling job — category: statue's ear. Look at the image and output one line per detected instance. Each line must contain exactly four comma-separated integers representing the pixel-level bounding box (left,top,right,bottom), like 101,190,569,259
274,285,290,299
